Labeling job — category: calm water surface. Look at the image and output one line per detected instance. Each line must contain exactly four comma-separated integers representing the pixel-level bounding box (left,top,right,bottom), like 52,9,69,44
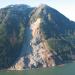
0,63,75,75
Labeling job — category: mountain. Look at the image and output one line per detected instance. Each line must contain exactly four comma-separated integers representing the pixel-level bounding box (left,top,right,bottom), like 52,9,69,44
0,4,75,70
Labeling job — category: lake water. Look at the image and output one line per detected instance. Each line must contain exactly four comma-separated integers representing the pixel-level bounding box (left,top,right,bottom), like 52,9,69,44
0,62,75,75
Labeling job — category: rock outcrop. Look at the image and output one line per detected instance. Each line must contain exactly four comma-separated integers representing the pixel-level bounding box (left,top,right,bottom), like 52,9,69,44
28,18,55,68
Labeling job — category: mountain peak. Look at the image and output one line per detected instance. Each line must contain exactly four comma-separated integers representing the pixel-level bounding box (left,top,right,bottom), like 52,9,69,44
39,4,49,7
37,4,50,10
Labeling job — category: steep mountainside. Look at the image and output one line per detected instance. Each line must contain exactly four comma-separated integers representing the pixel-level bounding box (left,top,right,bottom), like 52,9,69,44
0,4,75,70
0,5,33,69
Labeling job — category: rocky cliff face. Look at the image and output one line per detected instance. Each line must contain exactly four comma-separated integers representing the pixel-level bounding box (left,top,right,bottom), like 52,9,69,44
0,4,75,70
29,18,55,68
10,18,55,70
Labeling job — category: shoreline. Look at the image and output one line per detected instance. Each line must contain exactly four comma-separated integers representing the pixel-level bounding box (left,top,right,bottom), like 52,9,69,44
0,62,75,71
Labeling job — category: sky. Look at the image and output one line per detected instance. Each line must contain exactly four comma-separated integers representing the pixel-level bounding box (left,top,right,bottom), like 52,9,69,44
0,0,75,21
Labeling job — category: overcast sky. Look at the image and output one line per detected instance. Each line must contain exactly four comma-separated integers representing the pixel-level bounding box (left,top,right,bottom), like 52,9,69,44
0,0,75,21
